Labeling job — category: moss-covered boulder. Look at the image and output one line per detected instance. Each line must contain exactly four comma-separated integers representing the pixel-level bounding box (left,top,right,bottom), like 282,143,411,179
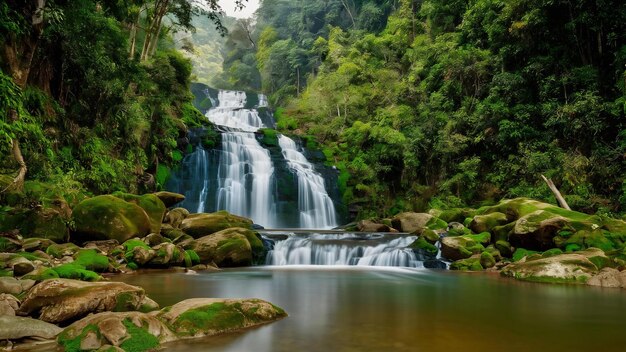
147,243,184,267
0,235,21,252
181,211,253,238
154,191,186,208
18,279,147,324
469,212,508,234
391,212,447,233
495,240,513,258
192,227,263,267
22,237,55,252
164,208,190,229
72,195,151,244
429,208,476,223
158,298,287,337
440,232,491,261
57,298,286,351
357,220,394,232
407,237,438,257
450,257,483,271
0,207,69,243
500,253,599,284
113,192,166,234
46,242,80,258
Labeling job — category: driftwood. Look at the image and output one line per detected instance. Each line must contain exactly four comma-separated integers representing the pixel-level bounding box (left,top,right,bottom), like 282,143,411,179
541,175,571,210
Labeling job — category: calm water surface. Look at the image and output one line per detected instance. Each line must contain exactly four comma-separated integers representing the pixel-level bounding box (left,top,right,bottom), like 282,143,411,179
111,267,626,352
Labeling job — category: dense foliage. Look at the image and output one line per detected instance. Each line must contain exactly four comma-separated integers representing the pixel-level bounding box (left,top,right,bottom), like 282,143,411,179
0,0,231,200
217,0,626,217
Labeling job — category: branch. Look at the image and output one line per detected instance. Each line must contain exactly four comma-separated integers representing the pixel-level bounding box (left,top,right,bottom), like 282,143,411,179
541,175,571,210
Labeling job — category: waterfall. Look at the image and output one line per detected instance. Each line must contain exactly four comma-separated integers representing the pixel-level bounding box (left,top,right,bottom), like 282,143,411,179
216,132,276,228
265,233,424,267
278,135,337,229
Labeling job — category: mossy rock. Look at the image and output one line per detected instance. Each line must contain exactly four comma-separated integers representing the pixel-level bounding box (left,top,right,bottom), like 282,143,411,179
192,227,260,267
501,252,598,284
112,192,166,234
0,207,68,243
480,251,496,268
469,212,508,234
421,229,440,243
407,237,438,256
72,195,151,244
73,249,110,272
429,208,476,223
495,240,513,258
22,237,56,252
391,212,446,233
554,229,625,253
161,224,187,240
512,248,540,262
46,242,80,259
154,191,186,208
440,232,491,261
450,257,483,271
0,236,21,252
180,211,253,238
51,264,101,281
148,243,184,267
258,128,279,147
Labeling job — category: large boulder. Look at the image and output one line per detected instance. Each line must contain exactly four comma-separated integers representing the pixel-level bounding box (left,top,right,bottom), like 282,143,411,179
154,191,186,208
0,207,69,243
587,268,626,288
113,192,167,234
0,315,63,340
18,278,147,324
57,298,286,350
500,253,599,283
192,227,263,267
357,220,394,232
181,211,253,238
159,298,287,337
440,233,491,261
72,195,152,244
391,212,447,233
469,212,508,234
164,208,190,229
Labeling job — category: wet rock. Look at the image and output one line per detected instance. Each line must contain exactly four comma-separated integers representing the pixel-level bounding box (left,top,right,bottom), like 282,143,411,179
18,278,146,324
181,211,253,238
192,227,264,267
440,233,490,261
0,315,63,340
154,191,186,208
423,260,447,269
501,253,598,283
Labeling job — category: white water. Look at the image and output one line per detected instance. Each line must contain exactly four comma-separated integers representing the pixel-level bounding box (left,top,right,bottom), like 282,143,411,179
278,135,337,229
266,234,422,267
208,91,277,227
190,147,210,213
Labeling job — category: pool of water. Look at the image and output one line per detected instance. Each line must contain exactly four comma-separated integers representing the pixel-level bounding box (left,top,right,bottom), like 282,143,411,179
110,267,626,352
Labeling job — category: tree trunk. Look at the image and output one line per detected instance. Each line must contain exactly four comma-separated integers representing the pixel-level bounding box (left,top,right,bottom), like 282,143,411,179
541,175,571,210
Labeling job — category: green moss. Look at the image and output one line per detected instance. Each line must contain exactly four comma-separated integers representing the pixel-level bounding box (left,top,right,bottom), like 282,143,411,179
16,251,43,261
426,217,448,231
57,323,100,352
512,248,539,262
480,251,496,268
421,229,440,243
46,243,79,259
119,318,160,352
450,257,483,271
74,249,109,272
113,193,166,234
23,268,59,281
495,240,513,258
173,302,245,335
258,128,279,147
52,264,101,281
114,292,138,312
0,268,13,277
0,237,20,252
123,239,151,264
127,262,139,270
156,164,171,188
408,237,438,255
184,250,200,267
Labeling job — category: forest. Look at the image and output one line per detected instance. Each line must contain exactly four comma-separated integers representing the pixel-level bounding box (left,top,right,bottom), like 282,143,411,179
214,0,626,218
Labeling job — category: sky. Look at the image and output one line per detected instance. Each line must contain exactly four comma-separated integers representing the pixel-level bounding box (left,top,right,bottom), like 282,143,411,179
218,0,260,18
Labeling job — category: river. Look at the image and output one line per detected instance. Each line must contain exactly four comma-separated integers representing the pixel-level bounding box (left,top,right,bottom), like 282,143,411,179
111,266,626,352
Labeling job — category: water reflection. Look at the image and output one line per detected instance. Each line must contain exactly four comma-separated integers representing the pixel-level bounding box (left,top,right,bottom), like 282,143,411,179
111,268,626,352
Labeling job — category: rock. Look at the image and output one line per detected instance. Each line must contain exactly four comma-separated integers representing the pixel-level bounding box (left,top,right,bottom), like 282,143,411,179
423,260,447,269
587,268,624,288
440,232,490,261
407,237,438,257
161,224,187,240
0,235,21,252
0,277,23,295
0,208,69,243
148,243,184,266
500,253,598,283
495,240,513,258
450,257,483,271
18,278,147,324
22,238,55,252
72,195,152,244
0,315,63,340
46,242,80,258
144,233,168,246
154,191,186,208
421,229,440,243
13,261,35,276
113,192,166,234
83,239,120,255
164,208,190,229
158,298,287,337
469,212,509,234
430,208,475,223
192,227,263,267
130,245,156,266
391,212,447,233
357,220,393,232
509,210,569,251
480,251,496,268
73,249,110,272
181,211,253,238
57,298,286,350
0,293,20,315
139,296,160,312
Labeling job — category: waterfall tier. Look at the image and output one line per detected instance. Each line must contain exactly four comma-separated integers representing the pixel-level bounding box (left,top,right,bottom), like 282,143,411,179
265,233,427,268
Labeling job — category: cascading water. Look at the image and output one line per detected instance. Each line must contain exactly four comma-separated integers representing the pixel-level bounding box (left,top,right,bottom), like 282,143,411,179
264,233,428,268
278,135,337,229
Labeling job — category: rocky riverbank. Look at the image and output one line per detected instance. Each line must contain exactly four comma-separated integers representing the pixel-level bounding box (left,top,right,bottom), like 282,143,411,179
0,191,285,351
356,197,626,287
